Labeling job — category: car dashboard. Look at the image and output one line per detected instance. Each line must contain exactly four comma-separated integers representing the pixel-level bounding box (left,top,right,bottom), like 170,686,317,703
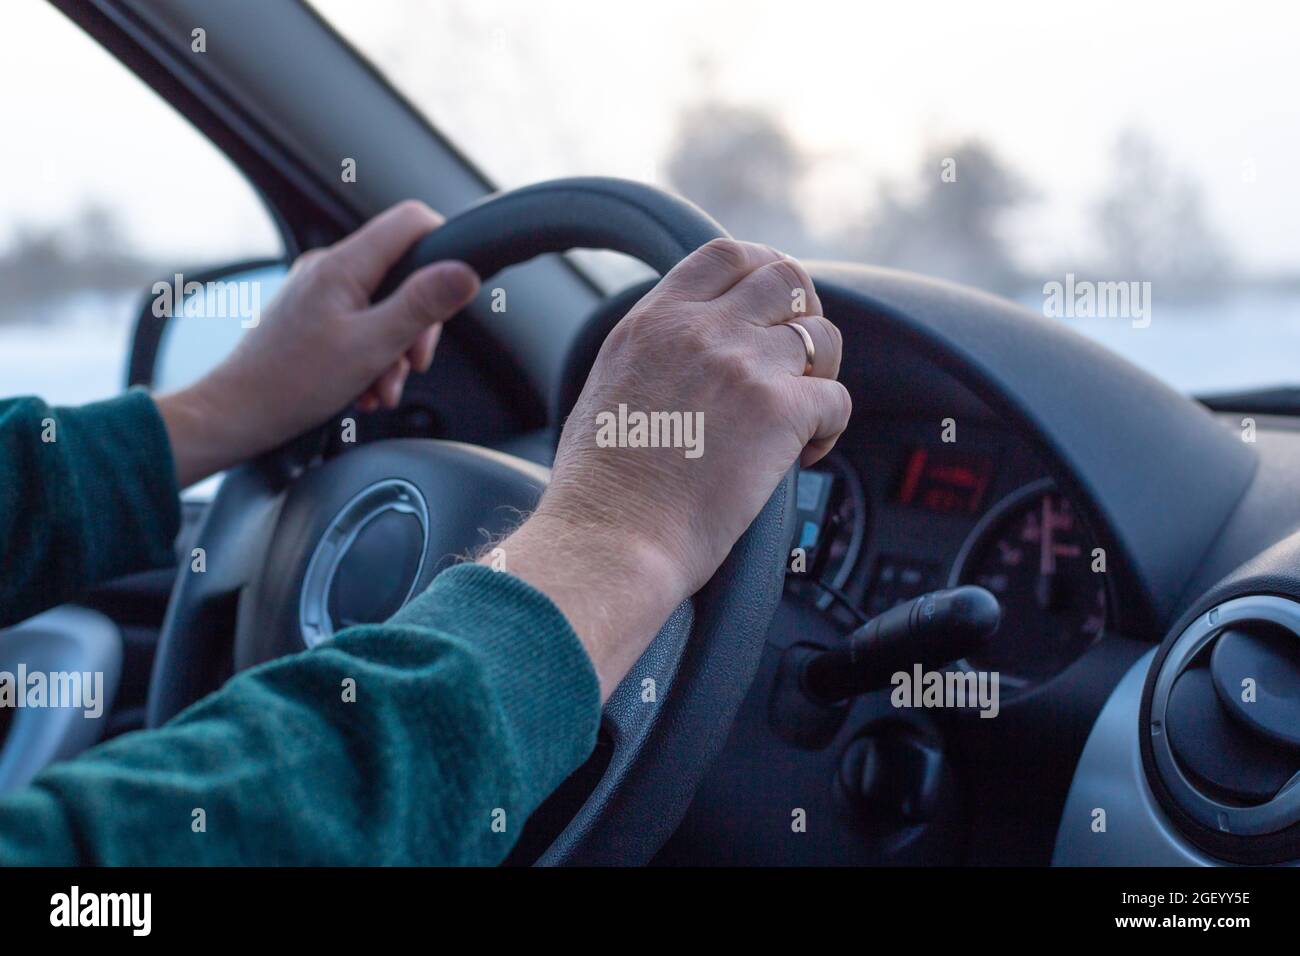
69,260,1300,868
651,400,1141,866
634,263,1300,867
788,418,1114,690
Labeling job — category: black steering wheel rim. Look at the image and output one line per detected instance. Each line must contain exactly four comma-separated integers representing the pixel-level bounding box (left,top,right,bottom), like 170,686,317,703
148,177,797,865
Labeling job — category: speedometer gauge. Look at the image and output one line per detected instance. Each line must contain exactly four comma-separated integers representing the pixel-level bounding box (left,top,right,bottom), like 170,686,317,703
948,479,1107,687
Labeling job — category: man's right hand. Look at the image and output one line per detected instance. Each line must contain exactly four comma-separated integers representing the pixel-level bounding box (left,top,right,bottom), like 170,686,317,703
486,239,850,699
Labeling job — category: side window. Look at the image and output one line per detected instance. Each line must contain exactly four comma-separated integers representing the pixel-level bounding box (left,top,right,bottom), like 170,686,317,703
0,4,282,406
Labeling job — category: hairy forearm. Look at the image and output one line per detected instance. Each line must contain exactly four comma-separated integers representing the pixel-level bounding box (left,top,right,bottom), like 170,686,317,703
482,511,688,701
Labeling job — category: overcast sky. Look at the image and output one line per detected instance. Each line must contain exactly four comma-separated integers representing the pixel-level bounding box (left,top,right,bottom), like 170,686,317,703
0,2,280,261
5,0,1300,274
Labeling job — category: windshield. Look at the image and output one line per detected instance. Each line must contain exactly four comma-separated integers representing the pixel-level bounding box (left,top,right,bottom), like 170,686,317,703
312,0,1300,396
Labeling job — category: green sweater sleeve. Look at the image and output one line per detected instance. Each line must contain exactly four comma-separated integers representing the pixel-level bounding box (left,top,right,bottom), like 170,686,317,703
0,391,181,629
0,562,602,864
1,389,601,864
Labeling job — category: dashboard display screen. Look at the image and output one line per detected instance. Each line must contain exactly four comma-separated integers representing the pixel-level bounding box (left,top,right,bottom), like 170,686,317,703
785,454,867,593
794,468,835,558
896,447,993,514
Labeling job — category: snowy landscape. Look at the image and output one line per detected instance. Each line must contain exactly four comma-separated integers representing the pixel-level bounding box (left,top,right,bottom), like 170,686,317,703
7,286,1300,408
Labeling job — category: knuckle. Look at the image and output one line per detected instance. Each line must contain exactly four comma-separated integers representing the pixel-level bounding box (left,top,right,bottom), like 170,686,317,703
696,237,750,274
829,381,853,424
729,357,783,407
774,256,810,293
824,316,843,353
603,313,656,362
644,299,712,341
318,241,357,280
394,198,435,222
809,314,841,355
707,343,758,387
601,314,636,353
292,248,326,271
290,249,333,285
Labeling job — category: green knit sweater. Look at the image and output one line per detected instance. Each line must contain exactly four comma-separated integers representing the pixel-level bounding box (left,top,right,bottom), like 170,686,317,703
0,391,600,864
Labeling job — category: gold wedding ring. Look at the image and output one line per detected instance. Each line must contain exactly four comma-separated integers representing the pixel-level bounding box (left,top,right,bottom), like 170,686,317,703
783,320,815,376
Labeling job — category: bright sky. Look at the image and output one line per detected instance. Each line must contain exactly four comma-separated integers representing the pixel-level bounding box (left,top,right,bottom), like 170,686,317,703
0,1,279,261
4,0,1300,396
4,0,1298,274
312,0,1300,275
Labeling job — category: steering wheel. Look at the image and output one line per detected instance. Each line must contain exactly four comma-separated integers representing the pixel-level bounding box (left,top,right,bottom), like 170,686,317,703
147,178,796,866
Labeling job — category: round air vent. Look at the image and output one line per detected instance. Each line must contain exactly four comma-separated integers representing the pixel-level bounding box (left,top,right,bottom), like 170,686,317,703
1144,594,1300,862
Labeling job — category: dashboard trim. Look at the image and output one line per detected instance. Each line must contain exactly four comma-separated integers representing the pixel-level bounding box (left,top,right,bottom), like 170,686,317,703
810,264,1259,637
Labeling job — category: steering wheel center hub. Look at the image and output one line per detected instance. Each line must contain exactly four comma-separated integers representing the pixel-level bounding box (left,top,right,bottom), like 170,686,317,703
298,478,429,647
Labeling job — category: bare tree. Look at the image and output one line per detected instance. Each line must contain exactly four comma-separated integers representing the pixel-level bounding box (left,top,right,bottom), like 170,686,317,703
848,139,1033,296
1091,129,1233,298
664,102,811,253
0,205,158,323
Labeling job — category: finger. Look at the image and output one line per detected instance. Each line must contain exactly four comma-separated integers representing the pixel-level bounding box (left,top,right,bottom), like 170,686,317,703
659,238,784,301
789,376,853,467
357,390,380,414
405,324,443,374
768,314,842,380
363,259,479,349
288,247,327,277
715,254,822,326
375,356,411,410
327,200,445,296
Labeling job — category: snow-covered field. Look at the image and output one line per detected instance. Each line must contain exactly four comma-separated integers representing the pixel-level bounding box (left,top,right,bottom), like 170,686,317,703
1051,289,1300,396
0,293,138,407
5,288,1300,406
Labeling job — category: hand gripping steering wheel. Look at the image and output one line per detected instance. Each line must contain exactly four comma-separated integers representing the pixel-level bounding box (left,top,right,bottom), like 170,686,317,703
147,178,796,865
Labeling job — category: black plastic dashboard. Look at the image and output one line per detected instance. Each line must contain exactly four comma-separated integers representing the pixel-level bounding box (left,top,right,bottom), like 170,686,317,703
632,265,1300,865
654,377,1151,865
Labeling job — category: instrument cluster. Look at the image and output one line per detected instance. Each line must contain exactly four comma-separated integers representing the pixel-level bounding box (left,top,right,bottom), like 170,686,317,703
785,420,1113,690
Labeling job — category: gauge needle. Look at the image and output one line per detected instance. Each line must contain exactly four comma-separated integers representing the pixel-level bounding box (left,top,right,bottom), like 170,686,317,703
1040,495,1056,576
1037,495,1058,611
